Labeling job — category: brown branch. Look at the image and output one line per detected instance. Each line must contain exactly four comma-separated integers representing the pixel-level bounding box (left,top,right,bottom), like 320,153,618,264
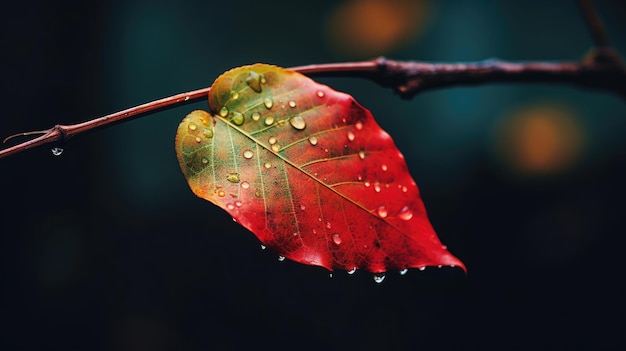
1,2,625,160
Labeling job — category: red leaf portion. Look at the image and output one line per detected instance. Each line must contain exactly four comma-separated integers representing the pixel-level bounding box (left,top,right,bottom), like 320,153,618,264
175,64,465,273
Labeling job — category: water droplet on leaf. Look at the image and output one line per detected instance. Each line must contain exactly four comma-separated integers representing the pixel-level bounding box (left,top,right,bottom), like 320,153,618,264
235,200,242,207
230,91,239,100
241,181,250,189
195,137,202,143
217,190,226,197
227,173,240,183
204,130,213,138
381,164,388,171
227,203,235,210
419,266,426,271
288,100,296,108
252,112,261,121
263,98,273,109
268,136,277,145
231,111,244,126
264,162,271,169
219,106,229,117
399,269,408,275
289,116,306,130
264,116,275,125
201,157,209,164
243,150,254,159
373,274,386,283
347,131,355,141
374,183,381,193
271,144,281,152
51,147,63,156
355,121,363,130
188,123,197,131
316,90,325,98
308,136,318,145
260,244,266,250
332,233,342,245
246,71,262,93
398,206,413,221
358,150,366,160
347,267,357,274
377,206,388,218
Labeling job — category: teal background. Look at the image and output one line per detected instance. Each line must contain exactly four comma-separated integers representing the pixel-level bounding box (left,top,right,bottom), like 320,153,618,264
2,0,625,349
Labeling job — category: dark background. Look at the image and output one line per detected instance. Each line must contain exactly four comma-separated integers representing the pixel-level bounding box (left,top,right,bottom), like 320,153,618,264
1,0,625,350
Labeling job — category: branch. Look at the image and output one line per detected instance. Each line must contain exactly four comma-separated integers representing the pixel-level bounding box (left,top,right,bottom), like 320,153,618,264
1,2,624,159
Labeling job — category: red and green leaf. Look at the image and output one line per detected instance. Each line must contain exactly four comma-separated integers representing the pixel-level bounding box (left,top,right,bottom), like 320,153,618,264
175,64,465,274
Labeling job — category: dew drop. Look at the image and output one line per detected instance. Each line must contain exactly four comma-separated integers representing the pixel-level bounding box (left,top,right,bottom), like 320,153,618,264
264,116,275,126
347,267,357,275
373,274,386,283
402,186,409,193
240,181,250,189
260,75,267,84
271,144,281,152
381,164,388,171
364,181,371,188
316,90,325,98
399,269,408,275
204,129,213,138
230,90,240,100
398,206,414,221
226,173,240,183
243,150,254,159
374,183,381,193
195,136,202,143
260,244,266,250
308,136,318,146
377,206,388,218
188,123,197,131
329,273,333,279
326,222,332,229
289,116,306,130
217,190,226,197
263,98,273,109
288,100,296,108
235,200,243,207
51,147,64,156
201,157,209,164
278,256,285,262
438,265,443,268
419,266,426,271
268,136,277,145
347,131,355,141
246,71,263,93
184,96,190,101
355,121,363,130
219,106,229,117
251,112,261,121
231,112,244,126
226,203,235,210
300,204,306,211
358,150,366,160
332,233,342,245
264,162,271,169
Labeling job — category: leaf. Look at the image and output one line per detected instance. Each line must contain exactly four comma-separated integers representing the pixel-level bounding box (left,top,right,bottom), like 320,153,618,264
175,64,465,274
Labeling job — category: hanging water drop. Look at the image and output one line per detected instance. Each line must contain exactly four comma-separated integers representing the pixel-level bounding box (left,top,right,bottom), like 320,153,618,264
278,256,285,262
377,206,388,218
399,269,408,275
289,116,306,130
251,112,261,121
219,106,229,117
373,274,386,283
288,100,297,108
243,150,254,159
398,206,414,221
51,147,64,156
264,116,275,126
246,71,262,93
347,131,355,141
308,135,318,145
419,266,426,271
263,98,273,109
332,233,342,245
347,267,357,275
241,181,250,189
260,244,266,250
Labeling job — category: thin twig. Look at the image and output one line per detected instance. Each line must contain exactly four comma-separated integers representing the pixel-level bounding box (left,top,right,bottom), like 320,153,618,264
1,2,625,160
